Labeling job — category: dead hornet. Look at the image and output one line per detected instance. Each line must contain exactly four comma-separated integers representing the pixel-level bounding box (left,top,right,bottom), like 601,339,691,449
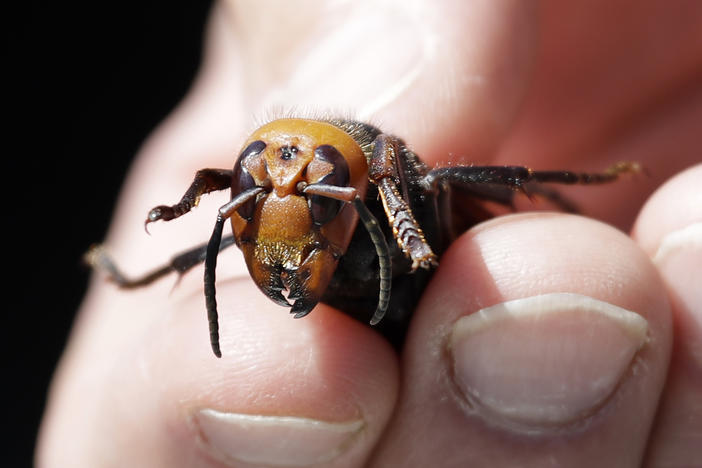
88,118,639,357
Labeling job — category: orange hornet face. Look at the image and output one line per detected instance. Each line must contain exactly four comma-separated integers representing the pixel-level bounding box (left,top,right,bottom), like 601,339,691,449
228,119,369,317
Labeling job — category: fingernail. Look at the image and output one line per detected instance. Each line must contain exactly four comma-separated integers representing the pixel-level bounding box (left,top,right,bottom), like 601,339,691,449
193,409,364,467
449,293,648,429
653,222,702,265
654,222,702,365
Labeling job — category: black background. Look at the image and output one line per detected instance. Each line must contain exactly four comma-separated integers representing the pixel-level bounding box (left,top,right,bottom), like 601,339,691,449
6,2,213,464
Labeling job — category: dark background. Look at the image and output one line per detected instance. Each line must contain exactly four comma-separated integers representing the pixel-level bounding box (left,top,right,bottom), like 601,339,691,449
6,2,213,464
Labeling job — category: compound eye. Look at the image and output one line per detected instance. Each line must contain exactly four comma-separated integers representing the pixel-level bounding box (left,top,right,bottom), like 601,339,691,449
232,140,266,220
309,145,350,226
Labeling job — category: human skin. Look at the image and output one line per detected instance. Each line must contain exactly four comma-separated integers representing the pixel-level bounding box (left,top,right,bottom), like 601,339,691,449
37,1,701,467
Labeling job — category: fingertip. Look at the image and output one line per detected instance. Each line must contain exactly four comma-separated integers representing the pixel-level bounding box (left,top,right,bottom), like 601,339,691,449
632,162,701,365
374,213,671,467
151,279,400,467
632,163,702,466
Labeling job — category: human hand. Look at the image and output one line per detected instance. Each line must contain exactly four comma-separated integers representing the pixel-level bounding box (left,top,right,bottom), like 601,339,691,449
37,1,701,466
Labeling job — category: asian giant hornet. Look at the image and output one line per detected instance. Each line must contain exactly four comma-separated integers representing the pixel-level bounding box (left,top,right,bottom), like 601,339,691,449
87,118,639,357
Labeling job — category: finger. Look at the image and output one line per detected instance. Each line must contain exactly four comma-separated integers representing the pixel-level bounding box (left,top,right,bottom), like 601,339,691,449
489,2,702,229
371,213,671,467
632,163,702,466
224,0,537,163
37,274,398,467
